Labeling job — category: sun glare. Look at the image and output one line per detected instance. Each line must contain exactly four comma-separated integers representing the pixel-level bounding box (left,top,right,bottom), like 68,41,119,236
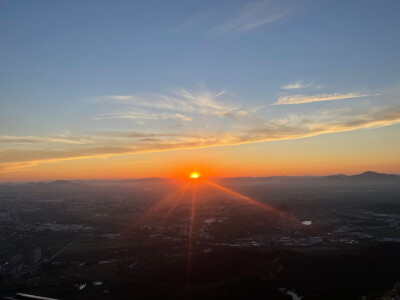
190,172,200,179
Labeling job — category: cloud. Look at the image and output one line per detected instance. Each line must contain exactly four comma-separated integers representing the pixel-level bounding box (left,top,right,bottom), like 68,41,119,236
273,93,371,105
249,106,400,140
0,135,92,145
281,82,303,90
104,90,229,115
0,86,395,174
0,161,39,173
95,131,183,138
92,112,192,122
215,0,299,33
1,103,400,173
100,88,252,121
281,81,318,90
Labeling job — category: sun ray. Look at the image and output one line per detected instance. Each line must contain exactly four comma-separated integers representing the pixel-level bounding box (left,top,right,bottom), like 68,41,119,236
187,184,196,282
161,184,189,223
136,189,182,224
205,179,297,222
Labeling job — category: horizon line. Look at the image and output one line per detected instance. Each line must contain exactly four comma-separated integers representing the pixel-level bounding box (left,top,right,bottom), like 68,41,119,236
1,170,398,184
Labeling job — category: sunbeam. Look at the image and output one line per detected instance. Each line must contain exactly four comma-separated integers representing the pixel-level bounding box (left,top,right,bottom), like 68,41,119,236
205,179,297,222
161,184,189,223
187,184,196,282
136,189,182,224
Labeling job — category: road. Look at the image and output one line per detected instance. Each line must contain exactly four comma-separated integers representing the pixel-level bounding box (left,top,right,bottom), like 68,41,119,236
10,235,94,280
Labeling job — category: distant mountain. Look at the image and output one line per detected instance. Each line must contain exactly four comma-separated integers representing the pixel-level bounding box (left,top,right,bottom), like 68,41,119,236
322,171,398,179
50,180,74,184
350,171,398,179
322,174,347,180
319,171,400,186
1,171,398,187
22,180,75,186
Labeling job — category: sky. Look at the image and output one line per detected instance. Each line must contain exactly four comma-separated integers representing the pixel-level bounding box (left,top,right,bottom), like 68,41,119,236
1,0,400,181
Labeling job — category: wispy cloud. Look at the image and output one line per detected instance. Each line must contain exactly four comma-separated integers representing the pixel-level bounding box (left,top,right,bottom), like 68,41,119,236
273,93,371,105
281,82,304,90
92,112,192,122
281,81,319,90
100,88,252,121
0,85,393,174
215,0,299,34
1,103,399,173
0,135,92,145
95,131,183,138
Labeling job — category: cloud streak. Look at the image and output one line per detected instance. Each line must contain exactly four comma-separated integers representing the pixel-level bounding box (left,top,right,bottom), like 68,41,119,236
100,89,252,122
92,112,192,122
273,93,371,105
0,135,92,145
215,0,299,33
1,103,399,173
281,81,320,90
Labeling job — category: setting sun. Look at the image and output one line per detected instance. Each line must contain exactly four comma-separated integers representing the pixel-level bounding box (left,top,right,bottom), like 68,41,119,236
190,172,200,179
0,1,399,299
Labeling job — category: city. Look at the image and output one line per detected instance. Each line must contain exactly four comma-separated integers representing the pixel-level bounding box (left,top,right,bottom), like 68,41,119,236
1,172,399,299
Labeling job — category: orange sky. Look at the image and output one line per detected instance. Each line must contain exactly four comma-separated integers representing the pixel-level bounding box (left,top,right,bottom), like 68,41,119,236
1,1,400,182
1,124,399,182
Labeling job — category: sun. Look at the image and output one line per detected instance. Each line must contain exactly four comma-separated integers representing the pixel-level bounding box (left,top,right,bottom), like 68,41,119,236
190,172,200,179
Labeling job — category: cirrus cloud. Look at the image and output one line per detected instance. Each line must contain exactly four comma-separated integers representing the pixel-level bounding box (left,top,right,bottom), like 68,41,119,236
273,93,372,105
1,102,399,173
214,0,301,34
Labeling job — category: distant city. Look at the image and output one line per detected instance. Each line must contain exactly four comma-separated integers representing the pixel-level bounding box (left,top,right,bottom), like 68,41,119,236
1,172,400,299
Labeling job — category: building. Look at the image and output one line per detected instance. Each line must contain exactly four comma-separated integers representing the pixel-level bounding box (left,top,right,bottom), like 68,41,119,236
0,254,23,276
27,247,41,265
0,211,9,218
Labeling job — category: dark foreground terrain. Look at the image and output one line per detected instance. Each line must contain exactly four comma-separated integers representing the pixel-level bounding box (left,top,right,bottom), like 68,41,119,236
1,172,400,299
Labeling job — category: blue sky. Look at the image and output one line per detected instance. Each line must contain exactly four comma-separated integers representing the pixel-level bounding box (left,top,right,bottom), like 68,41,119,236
0,0,400,179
